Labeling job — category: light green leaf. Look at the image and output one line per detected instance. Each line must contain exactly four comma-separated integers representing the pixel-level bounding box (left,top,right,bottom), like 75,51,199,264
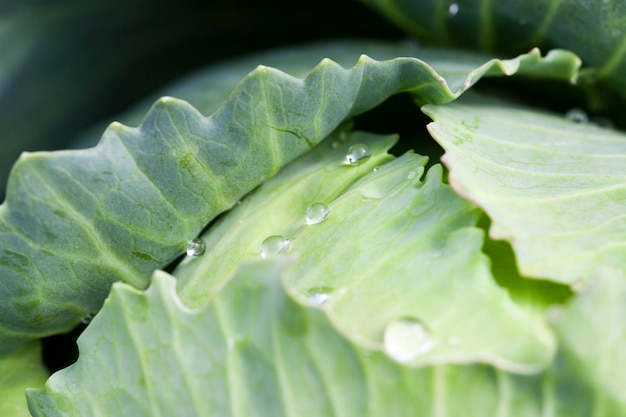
423,93,626,284
176,130,554,372
0,45,579,343
423,92,626,284
26,259,625,416
0,341,48,417
29,262,511,417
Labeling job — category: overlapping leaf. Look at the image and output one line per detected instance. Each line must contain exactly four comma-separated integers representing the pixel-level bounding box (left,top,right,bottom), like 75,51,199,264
26,259,626,416
0,45,579,345
175,130,553,371
424,92,626,284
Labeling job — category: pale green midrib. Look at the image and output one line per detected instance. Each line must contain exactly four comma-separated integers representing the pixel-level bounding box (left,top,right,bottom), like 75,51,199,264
114,131,188,215
117,294,162,417
269,297,298,417
167,293,205,417
211,296,240,417
312,65,330,144
260,75,283,174
432,365,445,417
162,107,228,209
494,368,511,417
27,167,142,285
300,315,345,417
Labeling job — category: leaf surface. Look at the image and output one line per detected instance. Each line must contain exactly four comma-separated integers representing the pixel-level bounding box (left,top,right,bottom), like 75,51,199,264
0,45,579,343
0,341,47,417
423,93,626,284
175,130,554,372
26,260,626,416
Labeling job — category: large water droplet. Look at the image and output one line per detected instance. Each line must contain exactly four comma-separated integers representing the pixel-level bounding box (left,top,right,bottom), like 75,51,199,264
384,318,435,362
306,286,334,306
260,235,291,258
565,108,588,123
345,144,372,165
305,203,330,225
448,3,459,16
186,238,206,257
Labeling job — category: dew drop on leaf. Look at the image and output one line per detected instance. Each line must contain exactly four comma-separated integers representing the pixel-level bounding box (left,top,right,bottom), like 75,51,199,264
305,286,335,306
305,203,330,225
565,108,588,123
260,235,291,258
345,144,372,165
384,318,435,362
185,238,206,257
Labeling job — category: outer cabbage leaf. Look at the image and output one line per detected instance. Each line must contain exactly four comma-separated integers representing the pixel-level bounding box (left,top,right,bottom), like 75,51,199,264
0,46,579,344
26,260,626,416
359,0,626,100
423,93,626,284
176,130,554,372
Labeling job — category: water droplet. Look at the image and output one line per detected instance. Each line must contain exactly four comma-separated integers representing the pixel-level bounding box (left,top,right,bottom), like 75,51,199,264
384,318,435,362
345,144,372,165
372,166,379,172
305,203,330,225
260,235,291,258
306,286,334,306
186,238,206,257
81,313,95,325
565,108,588,123
448,3,459,16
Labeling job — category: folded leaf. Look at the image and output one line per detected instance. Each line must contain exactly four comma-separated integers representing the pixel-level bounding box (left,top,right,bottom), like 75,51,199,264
423,92,626,284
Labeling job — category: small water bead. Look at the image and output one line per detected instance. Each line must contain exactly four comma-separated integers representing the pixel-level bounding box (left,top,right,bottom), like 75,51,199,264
186,238,206,257
448,3,459,16
306,286,334,306
384,318,435,363
345,144,372,165
305,203,330,225
565,108,589,123
260,235,291,258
